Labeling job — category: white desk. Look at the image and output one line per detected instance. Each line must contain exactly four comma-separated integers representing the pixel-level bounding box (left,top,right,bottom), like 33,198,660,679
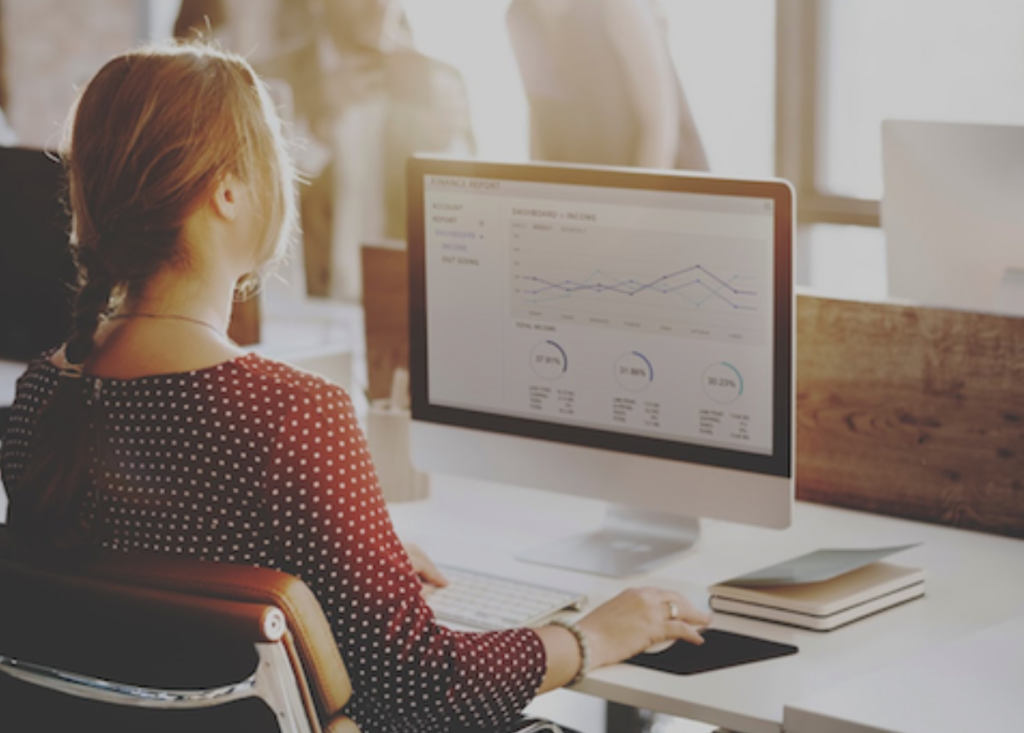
386,477,1024,733
784,612,1024,733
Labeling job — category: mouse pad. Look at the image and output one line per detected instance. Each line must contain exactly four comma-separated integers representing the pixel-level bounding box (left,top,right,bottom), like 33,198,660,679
625,629,798,675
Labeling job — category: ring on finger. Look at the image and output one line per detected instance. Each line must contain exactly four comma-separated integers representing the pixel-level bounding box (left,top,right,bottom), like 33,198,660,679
667,601,679,620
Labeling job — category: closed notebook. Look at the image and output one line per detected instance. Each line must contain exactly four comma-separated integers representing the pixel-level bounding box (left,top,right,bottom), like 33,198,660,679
709,562,926,631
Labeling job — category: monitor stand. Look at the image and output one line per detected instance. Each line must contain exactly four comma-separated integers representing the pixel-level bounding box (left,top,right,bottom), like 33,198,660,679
516,505,700,578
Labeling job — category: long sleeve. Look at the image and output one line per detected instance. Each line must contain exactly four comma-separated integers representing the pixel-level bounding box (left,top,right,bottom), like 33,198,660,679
0,354,55,494
264,379,546,733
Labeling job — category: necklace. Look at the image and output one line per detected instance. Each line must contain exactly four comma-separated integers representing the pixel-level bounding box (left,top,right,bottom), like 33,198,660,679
107,311,225,336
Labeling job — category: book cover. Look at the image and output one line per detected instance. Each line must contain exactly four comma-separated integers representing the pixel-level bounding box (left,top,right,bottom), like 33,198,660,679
710,562,925,615
710,571,925,631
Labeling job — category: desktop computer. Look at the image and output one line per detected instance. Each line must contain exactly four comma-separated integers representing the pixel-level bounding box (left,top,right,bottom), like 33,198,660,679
406,157,794,578
882,119,1024,316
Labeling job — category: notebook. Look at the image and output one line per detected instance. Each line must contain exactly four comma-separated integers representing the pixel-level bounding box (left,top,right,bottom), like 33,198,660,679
709,546,926,631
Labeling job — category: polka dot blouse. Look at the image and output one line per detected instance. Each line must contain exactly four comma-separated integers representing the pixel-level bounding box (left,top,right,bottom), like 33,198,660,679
0,351,547,733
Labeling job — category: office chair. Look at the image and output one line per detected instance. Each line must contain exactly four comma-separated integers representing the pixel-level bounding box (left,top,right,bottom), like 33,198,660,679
0,527,566,733
0,525,356,732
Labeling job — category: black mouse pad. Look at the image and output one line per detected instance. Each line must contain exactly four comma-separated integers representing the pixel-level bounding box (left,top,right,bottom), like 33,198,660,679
625,629,798,675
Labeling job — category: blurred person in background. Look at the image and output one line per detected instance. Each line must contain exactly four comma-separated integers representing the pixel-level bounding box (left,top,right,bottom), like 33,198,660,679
309,0,477,301
178,0,477,301
507,0,708,171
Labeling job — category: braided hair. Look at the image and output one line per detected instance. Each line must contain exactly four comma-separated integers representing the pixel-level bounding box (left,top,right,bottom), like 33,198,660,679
8,40,297,551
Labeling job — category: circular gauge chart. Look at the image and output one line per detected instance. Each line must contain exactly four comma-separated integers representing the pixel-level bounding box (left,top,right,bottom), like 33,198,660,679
531,340,568,380
702,362,743,404
614,351,654,392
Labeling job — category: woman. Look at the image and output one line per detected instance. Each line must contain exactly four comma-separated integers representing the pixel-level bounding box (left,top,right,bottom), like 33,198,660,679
507,0,708,170
0,42,709,733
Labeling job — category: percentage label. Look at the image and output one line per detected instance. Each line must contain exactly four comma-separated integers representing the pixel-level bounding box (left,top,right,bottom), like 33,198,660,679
531,341,568,381
615,352,654,393
702,362,743,404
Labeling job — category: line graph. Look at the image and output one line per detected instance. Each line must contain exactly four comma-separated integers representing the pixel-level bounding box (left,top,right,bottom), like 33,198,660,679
509,222,770,339
522,264,757,312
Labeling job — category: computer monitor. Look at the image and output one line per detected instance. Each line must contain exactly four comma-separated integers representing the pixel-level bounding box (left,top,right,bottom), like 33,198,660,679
0,147,75,363
406,157,794,577
882,119,1024,316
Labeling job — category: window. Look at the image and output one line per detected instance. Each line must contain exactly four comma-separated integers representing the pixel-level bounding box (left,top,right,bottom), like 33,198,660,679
820,0,1024,201
13,1,1016,300
779,0,1024,218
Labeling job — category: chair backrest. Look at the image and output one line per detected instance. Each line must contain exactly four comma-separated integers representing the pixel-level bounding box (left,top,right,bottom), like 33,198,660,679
360,240,409,402
0,527,356,733
0,146,75,362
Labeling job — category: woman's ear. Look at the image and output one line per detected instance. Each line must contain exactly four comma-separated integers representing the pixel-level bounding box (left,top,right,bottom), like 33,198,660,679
212,175,240,221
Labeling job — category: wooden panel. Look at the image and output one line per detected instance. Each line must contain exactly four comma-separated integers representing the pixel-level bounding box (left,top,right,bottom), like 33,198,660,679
361,242,409,402
796,295,1024,538
299,164,333,298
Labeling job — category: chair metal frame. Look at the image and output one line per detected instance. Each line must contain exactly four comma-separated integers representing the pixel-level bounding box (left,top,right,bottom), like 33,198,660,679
0,641,314,733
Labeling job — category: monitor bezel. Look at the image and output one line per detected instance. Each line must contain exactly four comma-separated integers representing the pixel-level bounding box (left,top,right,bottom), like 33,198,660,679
407,156,793,479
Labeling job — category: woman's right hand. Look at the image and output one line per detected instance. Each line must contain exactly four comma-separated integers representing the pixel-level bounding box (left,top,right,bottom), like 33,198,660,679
576,587,712,669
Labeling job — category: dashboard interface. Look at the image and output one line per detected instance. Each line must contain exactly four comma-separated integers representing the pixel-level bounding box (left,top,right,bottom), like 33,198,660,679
409,160,792,477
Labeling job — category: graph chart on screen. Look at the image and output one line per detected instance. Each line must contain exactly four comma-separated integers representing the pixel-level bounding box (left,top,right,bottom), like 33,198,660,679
519,265,756,308
509,220,768,343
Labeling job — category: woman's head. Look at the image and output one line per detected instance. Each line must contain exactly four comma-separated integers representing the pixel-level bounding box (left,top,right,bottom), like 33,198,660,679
63,40,297,362
8,41,298,551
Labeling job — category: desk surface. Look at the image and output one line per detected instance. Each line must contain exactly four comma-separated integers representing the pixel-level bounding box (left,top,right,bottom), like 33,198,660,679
386,477,1024,733
784,612,1024,733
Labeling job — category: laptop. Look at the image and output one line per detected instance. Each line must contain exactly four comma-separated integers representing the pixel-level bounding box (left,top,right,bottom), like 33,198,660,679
881,119,1024,315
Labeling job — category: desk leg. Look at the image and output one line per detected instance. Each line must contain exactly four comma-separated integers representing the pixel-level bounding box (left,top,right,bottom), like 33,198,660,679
605,702,654,733
605,702,731,733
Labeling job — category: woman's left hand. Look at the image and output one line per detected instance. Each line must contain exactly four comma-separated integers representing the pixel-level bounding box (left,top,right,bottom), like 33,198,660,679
403,541,448,592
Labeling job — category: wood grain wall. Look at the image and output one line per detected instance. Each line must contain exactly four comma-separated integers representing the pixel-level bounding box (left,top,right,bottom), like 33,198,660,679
796,295,1024,538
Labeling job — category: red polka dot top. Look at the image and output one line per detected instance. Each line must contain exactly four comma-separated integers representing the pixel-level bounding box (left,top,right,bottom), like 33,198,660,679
0,352,547,733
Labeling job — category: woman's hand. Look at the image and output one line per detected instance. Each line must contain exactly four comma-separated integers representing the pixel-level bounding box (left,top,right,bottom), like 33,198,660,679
577,588,711,670
402,541,448,593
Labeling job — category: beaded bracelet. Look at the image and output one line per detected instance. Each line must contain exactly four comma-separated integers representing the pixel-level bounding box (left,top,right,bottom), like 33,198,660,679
548,617,589,686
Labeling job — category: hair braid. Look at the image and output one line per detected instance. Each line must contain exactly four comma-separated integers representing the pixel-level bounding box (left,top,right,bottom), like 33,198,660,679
8,247,113,551
64,257,114,365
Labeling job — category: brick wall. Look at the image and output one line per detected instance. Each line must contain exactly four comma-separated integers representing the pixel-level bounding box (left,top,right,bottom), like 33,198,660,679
1,0,141,148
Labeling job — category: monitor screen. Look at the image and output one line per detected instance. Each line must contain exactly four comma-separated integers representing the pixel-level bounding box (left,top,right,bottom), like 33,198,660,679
406,157,793,575
409,158,791,476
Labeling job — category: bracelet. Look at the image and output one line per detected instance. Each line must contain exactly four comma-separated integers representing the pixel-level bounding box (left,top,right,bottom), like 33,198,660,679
548,617,589,686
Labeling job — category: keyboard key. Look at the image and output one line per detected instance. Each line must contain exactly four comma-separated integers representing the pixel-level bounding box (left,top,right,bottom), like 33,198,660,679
428,565,588,631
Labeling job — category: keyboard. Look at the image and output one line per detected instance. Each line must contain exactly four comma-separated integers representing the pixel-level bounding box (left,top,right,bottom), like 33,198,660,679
427,565,588,631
